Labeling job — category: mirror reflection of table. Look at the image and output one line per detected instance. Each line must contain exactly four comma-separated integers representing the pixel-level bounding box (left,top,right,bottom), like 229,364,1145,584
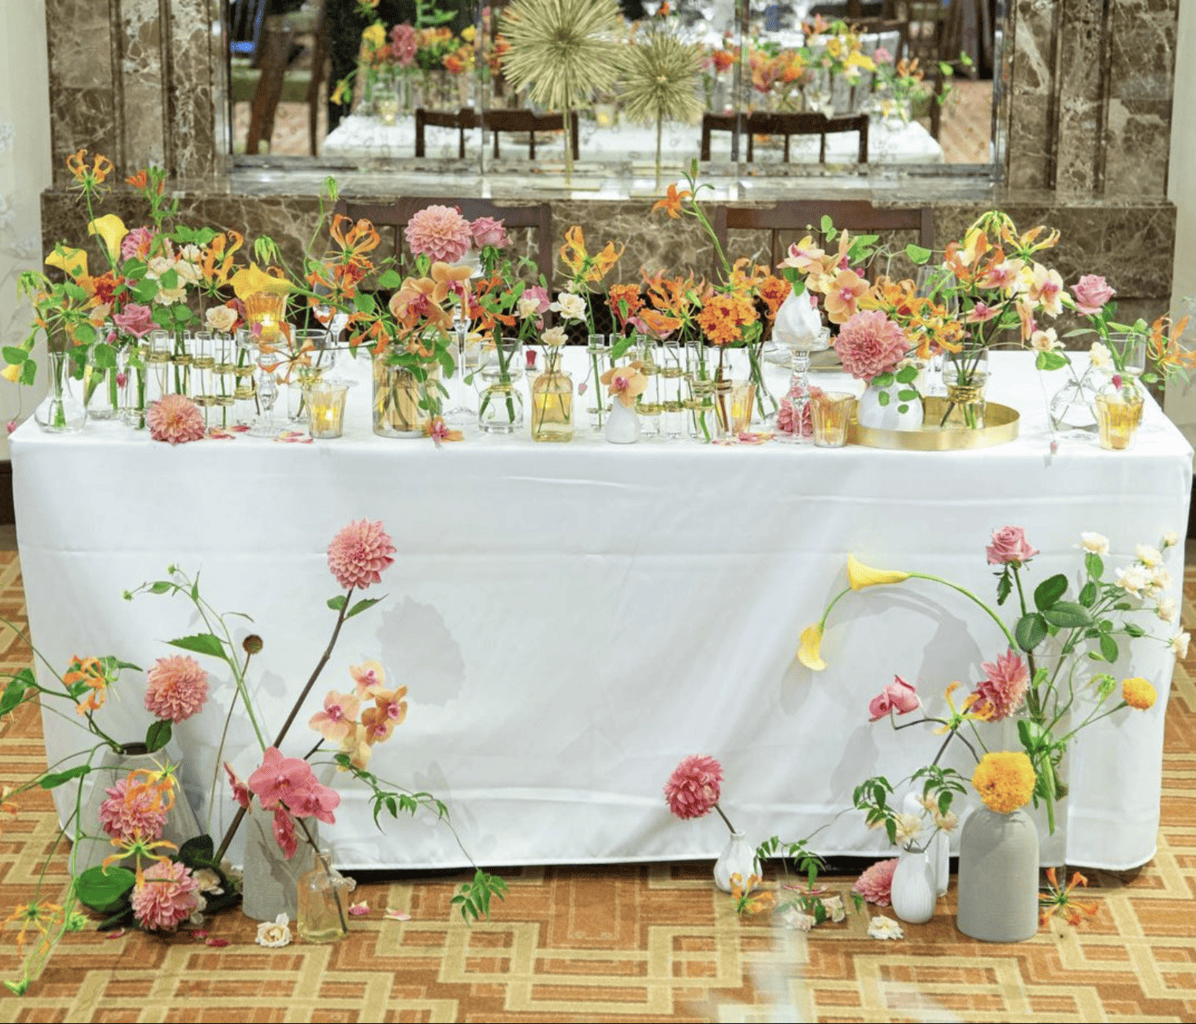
322,113,944,167
13,353,1183,872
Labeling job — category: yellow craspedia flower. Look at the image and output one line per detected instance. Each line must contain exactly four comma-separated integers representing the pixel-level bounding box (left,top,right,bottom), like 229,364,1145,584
847,553,910,591
798,622,826,671
1122,677,1157,710
972,751,1037,814
362,22,386,50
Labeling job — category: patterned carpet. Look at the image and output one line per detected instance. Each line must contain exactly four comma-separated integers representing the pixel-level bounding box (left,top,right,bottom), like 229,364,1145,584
1,551,1194,1022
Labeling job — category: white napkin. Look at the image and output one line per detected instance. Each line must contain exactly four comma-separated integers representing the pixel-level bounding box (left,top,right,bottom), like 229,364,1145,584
773,289,825,349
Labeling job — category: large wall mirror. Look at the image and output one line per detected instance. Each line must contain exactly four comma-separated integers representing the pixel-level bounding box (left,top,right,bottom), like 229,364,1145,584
225,0,1003,182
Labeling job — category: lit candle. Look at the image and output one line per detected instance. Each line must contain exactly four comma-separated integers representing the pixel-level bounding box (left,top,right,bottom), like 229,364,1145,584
307,381,349,439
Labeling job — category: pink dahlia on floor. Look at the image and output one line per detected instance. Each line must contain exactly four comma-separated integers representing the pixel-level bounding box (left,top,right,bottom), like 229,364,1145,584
404,205,473,263
98,775,168,841
970,648,1030,722
144,655,209,723
853,857,899,907
130,859,200,931
664,754,723,820
834,310,908,382
327,519,396,590
147,394,205,445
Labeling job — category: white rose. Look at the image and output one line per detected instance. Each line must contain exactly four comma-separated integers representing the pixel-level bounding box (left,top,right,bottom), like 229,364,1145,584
1157,597,1177,623
1151,566,1172,592
893,813,922,846
541,326,568,347
1079,532,1109,555
822,894,847,923
550,291,587,321
1162,531,1180,549
1030,328,1060,352
255,912,292,948
780,907,816,931
1115,565,1149,597
205,305,238,335
1136,544,1164,568
867,915,904,940
933,810,958,833
1170,632,1191,658
1089,341,1112,370
516,294,541,320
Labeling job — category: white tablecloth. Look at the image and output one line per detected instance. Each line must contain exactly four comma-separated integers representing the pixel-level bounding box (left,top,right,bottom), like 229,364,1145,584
322,113,943,167
12,352,1188,871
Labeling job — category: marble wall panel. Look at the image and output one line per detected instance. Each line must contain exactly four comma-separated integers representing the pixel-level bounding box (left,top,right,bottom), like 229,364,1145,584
46,0,117,185
1053,0,1106,195
119,0,167,170
168,0,222,180
1004,0,1057,191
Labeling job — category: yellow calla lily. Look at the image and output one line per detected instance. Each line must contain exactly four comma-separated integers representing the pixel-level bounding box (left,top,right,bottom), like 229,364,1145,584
1,362,22,383
847,553,910,591
87,214,128,265
45,245,88,281
797,622,826,671
228,263,293,302
845,51,876,73
362,22,386,49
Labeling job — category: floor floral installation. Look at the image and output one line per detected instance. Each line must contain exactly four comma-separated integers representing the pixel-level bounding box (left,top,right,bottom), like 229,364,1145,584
0,546,1193,1021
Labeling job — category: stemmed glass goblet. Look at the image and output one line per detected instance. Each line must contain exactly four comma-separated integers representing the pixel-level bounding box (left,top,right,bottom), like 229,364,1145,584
774,326,831,443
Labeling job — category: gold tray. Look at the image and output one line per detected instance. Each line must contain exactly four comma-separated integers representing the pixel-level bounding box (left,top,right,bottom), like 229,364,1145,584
848,397,1020,451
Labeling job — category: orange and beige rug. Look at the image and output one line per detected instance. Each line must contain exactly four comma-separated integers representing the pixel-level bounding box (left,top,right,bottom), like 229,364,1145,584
1,550,1194,1022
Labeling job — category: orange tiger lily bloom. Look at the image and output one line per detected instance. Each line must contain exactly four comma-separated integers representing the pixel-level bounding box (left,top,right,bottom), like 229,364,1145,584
638,308,683,338
63,656,109,716
201,231,245,287
66,149,114,186
330,215,381,260
126,763,179,814
652,182,691,219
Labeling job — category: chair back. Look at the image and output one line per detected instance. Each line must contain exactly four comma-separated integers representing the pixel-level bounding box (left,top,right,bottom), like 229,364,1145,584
703,111,869,167
482,109,580,161
415,108,480,159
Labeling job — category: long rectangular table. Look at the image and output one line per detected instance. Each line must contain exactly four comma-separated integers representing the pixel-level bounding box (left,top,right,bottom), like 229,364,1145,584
13,352,1189,871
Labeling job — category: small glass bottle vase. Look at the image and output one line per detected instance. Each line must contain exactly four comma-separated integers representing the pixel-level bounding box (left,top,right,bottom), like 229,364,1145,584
297,848,353,944
1094,377,1145,451
478,338,525,435
34,350,86,433
940,348,989,429
530,357,573,442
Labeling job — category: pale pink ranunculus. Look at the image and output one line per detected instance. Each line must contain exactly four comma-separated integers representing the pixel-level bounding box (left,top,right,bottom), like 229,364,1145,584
986,526,1039,566
470,216,510,249
1071,274,1115,316
868,675,921,722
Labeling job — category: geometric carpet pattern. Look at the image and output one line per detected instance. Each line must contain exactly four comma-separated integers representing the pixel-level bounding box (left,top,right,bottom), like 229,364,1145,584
1,551,1195,1022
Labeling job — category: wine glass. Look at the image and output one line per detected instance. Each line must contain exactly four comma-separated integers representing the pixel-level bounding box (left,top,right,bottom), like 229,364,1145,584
773,325,830,443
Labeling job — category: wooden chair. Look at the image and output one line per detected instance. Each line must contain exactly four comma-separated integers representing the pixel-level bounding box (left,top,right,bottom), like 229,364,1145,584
334,197,555,286
482,109,580,161
701,111,870,166
710,199,933,279
414,108,480,159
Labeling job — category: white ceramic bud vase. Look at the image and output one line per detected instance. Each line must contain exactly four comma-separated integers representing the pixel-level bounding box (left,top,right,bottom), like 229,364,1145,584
902,791,949,896
856,381,923,431
604,398,640,444
890,846,937,924
712,831,756,893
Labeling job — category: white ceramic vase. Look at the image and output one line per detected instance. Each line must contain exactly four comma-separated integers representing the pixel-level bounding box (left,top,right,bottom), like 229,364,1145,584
712,830,756,893
856,382,923,432
956,806,1038,942
901,791,949,896
604,398,640,444
890,847,938,924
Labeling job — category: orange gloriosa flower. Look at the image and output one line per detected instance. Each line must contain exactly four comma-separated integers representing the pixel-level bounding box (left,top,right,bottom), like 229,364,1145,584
652,183,692,220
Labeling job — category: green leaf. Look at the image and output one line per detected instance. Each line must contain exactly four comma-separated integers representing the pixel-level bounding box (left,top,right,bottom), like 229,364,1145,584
1079,581,1097,607
1041,601,1090,628
877,390,890,407
1099,634,1119,662
166,632,225,658
1124,622,1145,638
905,244,932,265
77,865,136,913
92,342,117,369
345,596,383,620
148,580,174,595
820,215,835,237
895,365,919,385
178,835,217,867
1035,350,1069,371
377,268,402,289
145,719,172,753
1033,574,1068,611
40,765,90,789
354,292,377,314
133,279,159,304
1015,612,1048,652
2,346,27,365
327,594,347,611
995,570,1012,606
1085,552,1104,579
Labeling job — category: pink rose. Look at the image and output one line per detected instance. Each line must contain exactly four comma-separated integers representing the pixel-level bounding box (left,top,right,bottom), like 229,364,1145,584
868,675,920,722
1070,274,1115,316
113,303,155,339
471,216,510,250
986,526,1039,566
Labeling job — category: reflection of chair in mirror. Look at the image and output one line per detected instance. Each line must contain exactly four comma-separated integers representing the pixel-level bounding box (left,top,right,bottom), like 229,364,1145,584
230,0,269,63
414,108,479,159
483,110,579,161
334,198,555,286
701,112,869,166
244,1,328,157
710,200,933,279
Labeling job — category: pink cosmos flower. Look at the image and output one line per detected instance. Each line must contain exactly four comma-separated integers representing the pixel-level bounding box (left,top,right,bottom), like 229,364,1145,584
404,205,473,263
147,394,205,445
327,519,396,591
852,857,899,907
868,675,921,722
970,648,1030,722
834,310,908,382
1071,274,1115,316
986,526,1038,566
144,655,209,722
98,775,168,842
112,303,156,339
390,23,417,67
309,690,360,743
664,754,723,820
470,216,510,249
130,859,200,931
225,762,251,809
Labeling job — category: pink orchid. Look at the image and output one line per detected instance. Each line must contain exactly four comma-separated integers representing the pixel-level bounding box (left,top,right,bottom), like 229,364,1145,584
309,690,360,743
868,676,921,722
350,660,385,697
224,762,251,809
247,747,339,824
273,806,298,858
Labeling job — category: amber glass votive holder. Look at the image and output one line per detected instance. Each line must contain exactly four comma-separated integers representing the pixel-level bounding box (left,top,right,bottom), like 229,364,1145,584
812,391,855,448
307,380,349,439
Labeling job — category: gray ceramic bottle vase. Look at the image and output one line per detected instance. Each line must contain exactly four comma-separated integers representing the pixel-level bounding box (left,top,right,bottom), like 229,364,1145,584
956,805,1039,942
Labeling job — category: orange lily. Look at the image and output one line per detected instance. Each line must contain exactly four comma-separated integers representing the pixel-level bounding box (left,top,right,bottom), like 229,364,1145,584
125,763,179,814
201,231,245,288
65,149,114,186
560,225,623,285
730,873,775,917
652,182,691,220
102,832,178,886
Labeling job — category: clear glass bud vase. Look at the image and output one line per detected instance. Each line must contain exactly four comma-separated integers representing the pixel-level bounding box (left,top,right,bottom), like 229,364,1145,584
297,847,353,944
531,355,573,442
34,350,86,434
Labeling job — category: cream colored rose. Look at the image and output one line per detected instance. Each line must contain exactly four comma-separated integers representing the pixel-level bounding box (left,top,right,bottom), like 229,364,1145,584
255,912,291,948
867,915,903,940
541,326,568,347
1170,632,1190,658
550,292,587,321
206,305,238,334
1089,341,1112,370
1079,532,1109,555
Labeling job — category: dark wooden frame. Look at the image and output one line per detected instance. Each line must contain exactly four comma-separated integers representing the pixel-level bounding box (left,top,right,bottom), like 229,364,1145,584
701,112,869,166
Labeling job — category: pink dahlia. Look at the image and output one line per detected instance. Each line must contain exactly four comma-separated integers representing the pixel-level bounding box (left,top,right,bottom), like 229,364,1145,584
664,754,723,820
970,648,1030,722
853,857,899,907
777,387,822,436
144,655,209,723
98,775,168,842
404,205,473,263
470,216,510,250
390,23,417,67
130,859,200,931
327,519,396,591
147,394,205,445
834,310,908,382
